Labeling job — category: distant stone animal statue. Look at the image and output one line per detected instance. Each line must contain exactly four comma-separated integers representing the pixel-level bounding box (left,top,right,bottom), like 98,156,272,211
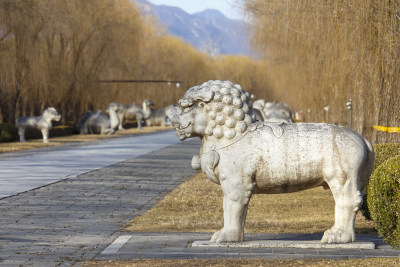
78,110,114,135
77,110,95,134
253,99,294,123
78,103,121,135
142,99,171,127
123,102,145,130
108,102,126,131
250,107,264,121
168,80,374,244
252,99,266,118
15,107,61,143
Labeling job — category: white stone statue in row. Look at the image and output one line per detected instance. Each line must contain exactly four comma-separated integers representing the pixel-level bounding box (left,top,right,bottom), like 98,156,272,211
15,107,61,143
167,80,374,244
103,102,147,131
123,102,146,130
77,103,121,135
253,99,294,123
142,99,171,127
108,100,171,130
109,102,127,131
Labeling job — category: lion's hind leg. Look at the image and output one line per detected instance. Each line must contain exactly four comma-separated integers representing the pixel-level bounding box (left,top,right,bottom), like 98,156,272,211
321,171,362,243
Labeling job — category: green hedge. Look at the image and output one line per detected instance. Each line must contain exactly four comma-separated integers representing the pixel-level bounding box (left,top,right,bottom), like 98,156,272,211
373,143,400,169
361,143,400,220
367,155,400,249
0,122,77,142
24,124,76,139
0,123,18,142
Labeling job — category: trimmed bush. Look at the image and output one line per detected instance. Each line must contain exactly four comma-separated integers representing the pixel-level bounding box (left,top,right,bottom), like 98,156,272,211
50,124,76,137
24,127,44,140
0,122,76,142
361,143,400,220
23,124,76,140
373,143,400,168
0,123,18,142
367,155,400,249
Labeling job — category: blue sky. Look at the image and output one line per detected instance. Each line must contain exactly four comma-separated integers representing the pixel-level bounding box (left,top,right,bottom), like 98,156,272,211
146,0,244,20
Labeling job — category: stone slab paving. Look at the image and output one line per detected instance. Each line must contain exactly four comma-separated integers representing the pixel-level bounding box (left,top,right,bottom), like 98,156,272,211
97,232,399,261
0,130,180,199
0,134,201,266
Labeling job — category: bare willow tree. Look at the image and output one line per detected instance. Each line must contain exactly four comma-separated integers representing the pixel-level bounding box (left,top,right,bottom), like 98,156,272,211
0,0,145,122
0,0,273,126
0,0,46,122
244,0,400,143
38,0,146,121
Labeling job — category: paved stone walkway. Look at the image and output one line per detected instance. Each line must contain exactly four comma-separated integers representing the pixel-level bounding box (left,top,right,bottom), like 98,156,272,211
0,130,181,199
0,131,398,266
0,132,201,265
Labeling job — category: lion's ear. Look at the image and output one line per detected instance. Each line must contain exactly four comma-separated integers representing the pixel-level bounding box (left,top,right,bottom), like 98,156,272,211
196,91,214,103
179,90,214,108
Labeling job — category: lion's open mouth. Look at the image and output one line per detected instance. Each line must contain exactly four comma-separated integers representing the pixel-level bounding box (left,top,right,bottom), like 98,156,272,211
173,121,193,140
174,121,192,131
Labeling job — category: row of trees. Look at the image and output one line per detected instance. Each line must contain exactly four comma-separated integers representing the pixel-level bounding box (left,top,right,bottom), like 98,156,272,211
0,0,271,124
0,0,142,122
2,0,398,143
243,0,400,143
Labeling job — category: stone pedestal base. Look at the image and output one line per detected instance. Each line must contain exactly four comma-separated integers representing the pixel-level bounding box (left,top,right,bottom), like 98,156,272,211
192,240,376,249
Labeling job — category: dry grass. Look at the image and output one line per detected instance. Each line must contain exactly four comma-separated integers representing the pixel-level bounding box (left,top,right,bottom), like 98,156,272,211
0,126,171,153
82,258,400,267
124,173,375,234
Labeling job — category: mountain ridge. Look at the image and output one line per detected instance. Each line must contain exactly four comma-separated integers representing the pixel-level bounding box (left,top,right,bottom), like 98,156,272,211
134,0,251,56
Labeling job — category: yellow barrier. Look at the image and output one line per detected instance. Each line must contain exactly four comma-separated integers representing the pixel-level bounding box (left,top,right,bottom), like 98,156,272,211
373,125,400,133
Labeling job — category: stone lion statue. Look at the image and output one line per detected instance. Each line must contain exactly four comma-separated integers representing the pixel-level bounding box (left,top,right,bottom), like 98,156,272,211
168,80,374,244
15,107,61,143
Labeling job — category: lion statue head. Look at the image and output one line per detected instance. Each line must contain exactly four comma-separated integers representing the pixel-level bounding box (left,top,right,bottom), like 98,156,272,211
168,80,256,141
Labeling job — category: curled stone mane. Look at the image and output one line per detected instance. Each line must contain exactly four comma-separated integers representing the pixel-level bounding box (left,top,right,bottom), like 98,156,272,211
179,80,256,140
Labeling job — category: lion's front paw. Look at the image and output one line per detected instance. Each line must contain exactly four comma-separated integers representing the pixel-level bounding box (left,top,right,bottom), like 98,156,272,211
321,228,354,243
210,230,221,243
210,228,242,243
